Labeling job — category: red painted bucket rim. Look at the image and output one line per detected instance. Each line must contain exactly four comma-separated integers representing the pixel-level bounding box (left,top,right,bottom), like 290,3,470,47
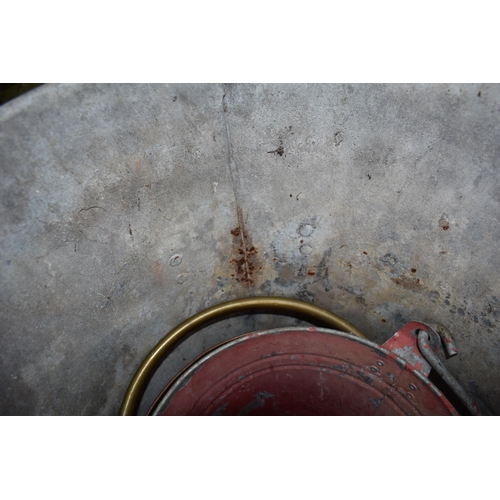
149,327,458,416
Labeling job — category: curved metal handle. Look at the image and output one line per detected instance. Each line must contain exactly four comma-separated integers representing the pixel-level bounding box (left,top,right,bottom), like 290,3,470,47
417,329,491,416
119,296,366,416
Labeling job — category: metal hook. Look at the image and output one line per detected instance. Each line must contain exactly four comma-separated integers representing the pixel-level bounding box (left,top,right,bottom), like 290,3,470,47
416,329,489,415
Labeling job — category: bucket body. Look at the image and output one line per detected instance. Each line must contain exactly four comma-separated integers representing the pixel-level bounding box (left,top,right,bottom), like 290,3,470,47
150,327,458,416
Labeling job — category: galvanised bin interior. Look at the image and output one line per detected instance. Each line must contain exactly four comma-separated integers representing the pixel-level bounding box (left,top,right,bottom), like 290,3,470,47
1,83,498,415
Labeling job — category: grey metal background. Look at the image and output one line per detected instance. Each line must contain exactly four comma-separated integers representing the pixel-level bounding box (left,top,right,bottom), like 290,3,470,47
1,83,499,415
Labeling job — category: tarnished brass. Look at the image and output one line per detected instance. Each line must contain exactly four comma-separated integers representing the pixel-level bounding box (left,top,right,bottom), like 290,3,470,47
119,296,366,415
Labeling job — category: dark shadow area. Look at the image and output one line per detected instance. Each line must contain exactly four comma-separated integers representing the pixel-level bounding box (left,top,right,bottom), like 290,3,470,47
428,369,470,416
0,83,43,105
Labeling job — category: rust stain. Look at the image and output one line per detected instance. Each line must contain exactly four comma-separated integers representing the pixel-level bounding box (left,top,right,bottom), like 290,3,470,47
439,214,450,231
278,263,294,283
135,160,142,176
230,206,259,288
391,274,422,292
152,260,164,286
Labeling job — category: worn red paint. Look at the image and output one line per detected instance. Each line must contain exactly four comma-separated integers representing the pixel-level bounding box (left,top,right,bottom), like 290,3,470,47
153,327,458,416
381,322,433,375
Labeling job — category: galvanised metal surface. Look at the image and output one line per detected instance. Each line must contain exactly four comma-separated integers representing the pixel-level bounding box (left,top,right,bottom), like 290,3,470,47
1,83,499,415
152,327,458,416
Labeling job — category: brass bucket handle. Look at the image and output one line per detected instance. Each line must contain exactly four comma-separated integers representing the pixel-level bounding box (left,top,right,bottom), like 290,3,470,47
119,296,366,416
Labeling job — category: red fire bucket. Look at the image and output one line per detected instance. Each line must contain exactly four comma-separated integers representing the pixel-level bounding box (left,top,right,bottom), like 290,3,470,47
148,326,458,416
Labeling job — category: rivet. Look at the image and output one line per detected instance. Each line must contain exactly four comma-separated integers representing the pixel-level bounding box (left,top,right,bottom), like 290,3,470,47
409,383,417,391
299,224,315,237
370,366,378,372
300,244,313,256
176,273,188,284
170,254,183,266
377,360,384,366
